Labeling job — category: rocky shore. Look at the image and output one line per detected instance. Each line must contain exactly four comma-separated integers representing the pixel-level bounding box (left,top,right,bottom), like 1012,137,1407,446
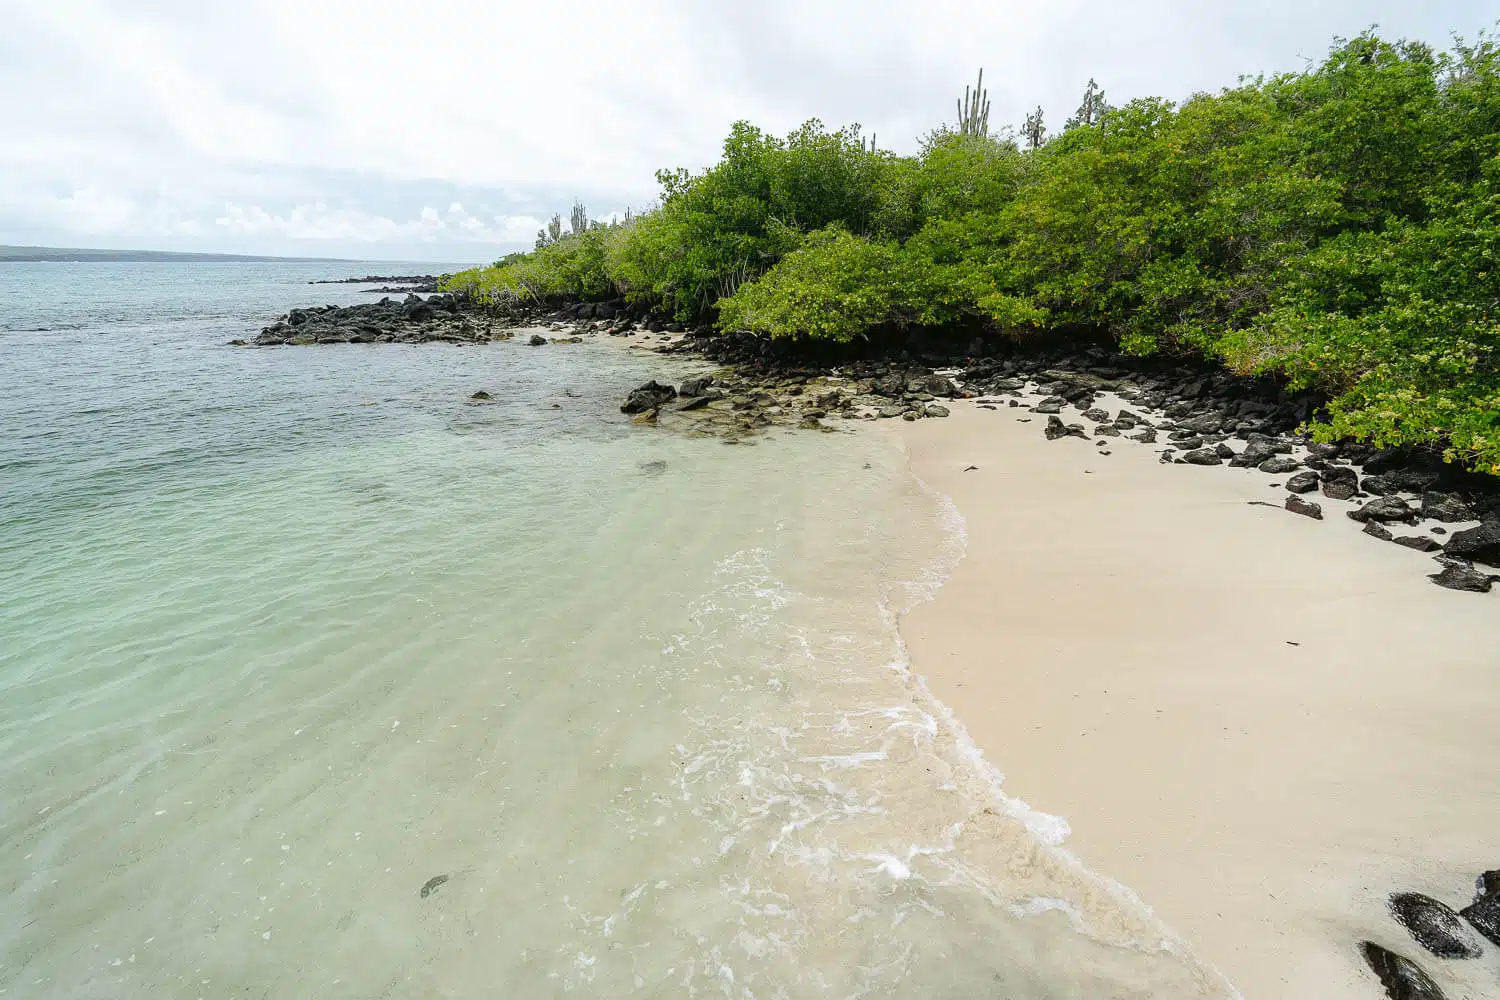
309,274,444,293
627,331,1500,596
238,295,1499,594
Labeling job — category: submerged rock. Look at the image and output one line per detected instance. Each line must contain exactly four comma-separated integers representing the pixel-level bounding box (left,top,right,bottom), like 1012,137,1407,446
1360,942,1446,1000
679,375,715,397
1389,892,1482,959
621,380,677,414
528,334,548,346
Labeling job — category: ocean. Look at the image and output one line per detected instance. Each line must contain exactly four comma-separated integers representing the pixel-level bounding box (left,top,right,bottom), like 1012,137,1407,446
0,261,1234,998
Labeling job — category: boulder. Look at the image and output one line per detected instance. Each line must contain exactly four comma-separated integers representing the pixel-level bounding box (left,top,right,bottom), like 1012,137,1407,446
1215,442,1237,459
1229,441,1279,468
1034,398,1065,414
621,380,678,414
1131,428,1158,444
1363,522,1394,541
1460,887,1500,947
528,334,548,346
1286,496,1324,520
1420,492,1475,524
1395,536,1444,553
1178,413,1225,434
1044,415,1086,440
470,390,492,401
1181,448,1222,466
1443,522,1500,566
925,404,951,418
912,374,959,397
1082,407,1111,423
1389,893,1482,959
1359,942,1446,1000
678,376,715,397
1306,441,1342,459
1259,456,1301,474
1429,563,1495,593
1285,471,1320,494
1348,496,1414,524
1321,466,1359,501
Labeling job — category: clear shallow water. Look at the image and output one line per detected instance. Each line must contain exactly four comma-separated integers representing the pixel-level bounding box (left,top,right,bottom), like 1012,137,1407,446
0,262,1234,998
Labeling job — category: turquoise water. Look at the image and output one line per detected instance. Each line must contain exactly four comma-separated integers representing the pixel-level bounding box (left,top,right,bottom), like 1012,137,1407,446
0,263,1232,998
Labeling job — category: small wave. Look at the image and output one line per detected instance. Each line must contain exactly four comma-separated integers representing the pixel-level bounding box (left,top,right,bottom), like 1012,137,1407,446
882,445,1243,997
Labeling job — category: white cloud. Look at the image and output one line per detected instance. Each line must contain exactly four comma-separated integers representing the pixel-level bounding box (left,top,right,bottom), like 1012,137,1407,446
213,201,542,245
0,0,1494,257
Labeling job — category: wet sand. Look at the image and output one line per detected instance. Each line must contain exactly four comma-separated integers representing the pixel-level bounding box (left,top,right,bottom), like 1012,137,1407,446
895,402,1500,999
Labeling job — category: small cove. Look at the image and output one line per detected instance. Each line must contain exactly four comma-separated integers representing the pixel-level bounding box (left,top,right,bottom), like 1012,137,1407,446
0,262,1233,998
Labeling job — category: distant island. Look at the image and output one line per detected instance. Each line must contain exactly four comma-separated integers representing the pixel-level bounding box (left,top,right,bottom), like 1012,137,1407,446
0,245,351,264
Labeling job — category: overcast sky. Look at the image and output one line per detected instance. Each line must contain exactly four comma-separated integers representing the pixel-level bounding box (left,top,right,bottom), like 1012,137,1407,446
1,1,1494,262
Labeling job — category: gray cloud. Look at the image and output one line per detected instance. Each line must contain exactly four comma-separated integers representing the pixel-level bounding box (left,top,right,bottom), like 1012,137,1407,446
1,0,1493,260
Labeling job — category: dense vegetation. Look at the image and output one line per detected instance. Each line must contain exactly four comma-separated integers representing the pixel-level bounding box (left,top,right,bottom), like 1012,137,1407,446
445,31,1500,473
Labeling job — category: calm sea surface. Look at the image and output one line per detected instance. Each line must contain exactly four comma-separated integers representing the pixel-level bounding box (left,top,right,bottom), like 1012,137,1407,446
0,261,1232,998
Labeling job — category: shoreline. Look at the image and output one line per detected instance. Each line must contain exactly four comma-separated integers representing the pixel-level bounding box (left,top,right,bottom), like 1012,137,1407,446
893,401,1499,999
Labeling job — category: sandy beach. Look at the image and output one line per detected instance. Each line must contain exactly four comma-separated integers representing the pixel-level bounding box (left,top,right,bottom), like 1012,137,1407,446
896,401,1500,999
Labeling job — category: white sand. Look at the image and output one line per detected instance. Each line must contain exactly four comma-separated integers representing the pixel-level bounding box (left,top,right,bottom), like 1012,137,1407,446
895,401,1499,999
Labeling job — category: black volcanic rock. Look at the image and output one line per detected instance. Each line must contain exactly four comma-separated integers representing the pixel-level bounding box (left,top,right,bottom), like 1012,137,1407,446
1443,522,1500,566
1360,942,1446,1000
1429,563,1495,593
1389,892,1482,959
1286,496,1323,520
621,380,677,414
1285,471,1320,494
1348,496,1415,524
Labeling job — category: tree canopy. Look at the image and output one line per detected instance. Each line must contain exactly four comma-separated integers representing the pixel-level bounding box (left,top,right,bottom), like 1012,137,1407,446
446,30,1500,473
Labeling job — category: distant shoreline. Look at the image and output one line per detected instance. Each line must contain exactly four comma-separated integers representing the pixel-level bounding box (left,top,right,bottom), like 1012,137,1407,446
0,245,354,264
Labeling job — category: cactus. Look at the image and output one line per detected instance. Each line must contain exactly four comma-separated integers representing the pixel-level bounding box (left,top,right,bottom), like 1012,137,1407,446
957,69,991,138
1022,105,1046,149
570,201,588,236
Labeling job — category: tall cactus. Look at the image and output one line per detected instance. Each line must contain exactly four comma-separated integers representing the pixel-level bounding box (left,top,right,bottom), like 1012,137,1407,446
957,69,991,138
570,201,588,236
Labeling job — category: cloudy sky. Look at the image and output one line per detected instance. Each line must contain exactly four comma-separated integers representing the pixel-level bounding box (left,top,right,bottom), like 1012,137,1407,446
1,1,1493,262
